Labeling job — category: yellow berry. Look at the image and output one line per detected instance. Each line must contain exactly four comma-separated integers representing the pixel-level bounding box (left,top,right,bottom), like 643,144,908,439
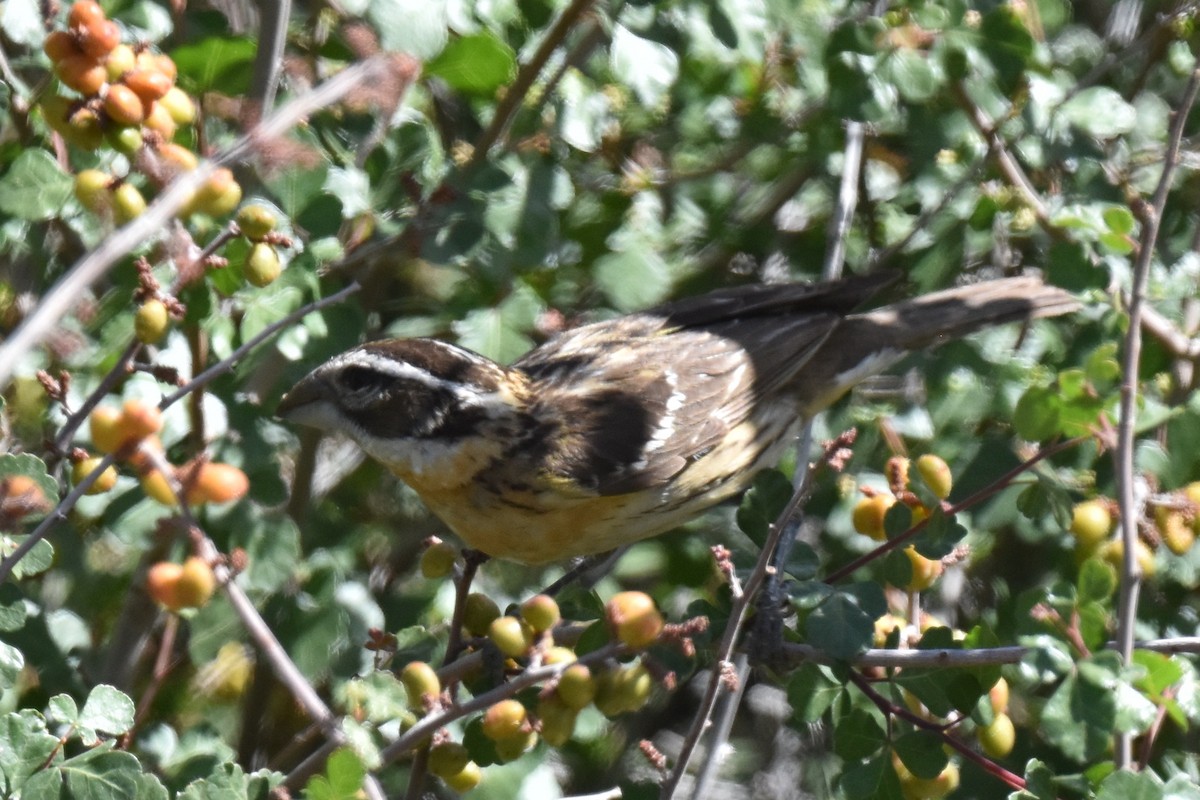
174,556,216,608
520,594,560,633
480,699,528,741
236,204,277,240
989,677,1009,715
159,86,196,124
852,494,895,541
556,663,596,710
537,694,578,747
135,298,169,344
419,541,457,578
72,455,117,494
978,712,1016,758
902,546,943,592
442,761,481,793
243,242,281,287
1070,500,1113,549
462,593,500,637
399,661,441,711
1156,505,1196,556
1102,538,1156,578
915,454,953,499
427,742,471,779
74,168,111,212
112,182,146,223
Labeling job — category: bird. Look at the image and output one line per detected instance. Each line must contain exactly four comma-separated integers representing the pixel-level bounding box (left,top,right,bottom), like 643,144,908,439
277,273,1077,564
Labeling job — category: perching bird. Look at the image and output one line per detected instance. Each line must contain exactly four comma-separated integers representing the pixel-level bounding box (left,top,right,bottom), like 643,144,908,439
277,273,1076,564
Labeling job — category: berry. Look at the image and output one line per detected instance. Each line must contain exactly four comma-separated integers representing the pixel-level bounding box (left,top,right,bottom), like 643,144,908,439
895,758,959,800
43,30,81,62
593,662,654,717
72,455,117,494
120,399,162,442
556,663,596,710
124,69,172,104
606,591,663,649
68,1,107,31
542,646,576,665
442,761,481,793
56,54,107,96
112,182,146,223
174,557,216,608
146,561,184,607
1156,505,1195,556
537,695,579,747
493,729,537,762
1102,538,1156,578
1070,500,1112,549
156,142,199,174
142,101,177,139
74,168,112,212
480,699,528,741
140,468,177,505
520,594,560,633
135,298,169,343
79,19,120,59
978,712,1015,758
236,204,277,240
399,661,440,711
243,243,281,287
902,546,943,592
419,540,457,578
488,615,532,659
182,462,249,505
63,106,104,149
106,124,143,155
159,86,195,124
104,43,135,80
462,593,500,637
915,454,952,499
852,494,895,541
187,167,242,217
989,676,1009,715
427,742,471,779
89,405,124,453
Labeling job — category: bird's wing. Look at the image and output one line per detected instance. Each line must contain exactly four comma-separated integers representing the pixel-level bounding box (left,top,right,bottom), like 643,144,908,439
518,307,841,496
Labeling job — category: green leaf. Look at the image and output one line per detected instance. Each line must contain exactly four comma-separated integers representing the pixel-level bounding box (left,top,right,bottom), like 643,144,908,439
883,48,941,103
1062,87,1138,139
786,663,841,723
978,6,1035,93
33,746,144,800
306,748,366,800
610,24,679,106
833,708,886,761
0,709,62,791
804,584,882,660
1095,769,1163,800
735,469,794,546
892,730,948,780
323,167,371,218
1013,385,1062,441
839,751,902,800
0,583,28,632
1040,672,1116,762
1131,651,1184,696
425,33,516,95
1076,558,1116,603
78,685,135,742
369,0,447,58
593,245,671,312
0,150,73,221
170,37,257,93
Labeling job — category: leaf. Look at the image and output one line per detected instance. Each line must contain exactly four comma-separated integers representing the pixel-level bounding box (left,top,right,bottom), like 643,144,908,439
78,685,135,745
170,37,257,93
0,150,73,221
1040,672,1116,762
1062,87,1138,139
892,730,949,780
833,708,886,761
425,33,516,95
593,245,672,312
610,25,679,106
0,709,62,791
839,751,902,800
1095,769,1163,800
368,0,448,59
1076,558,1116,603
804,584,880,660
323,167,371,218
306,747,366,800
735,469,794,546
786,663,841,723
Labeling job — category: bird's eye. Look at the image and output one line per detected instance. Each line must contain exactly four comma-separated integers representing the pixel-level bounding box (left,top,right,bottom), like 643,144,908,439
339,366,384,393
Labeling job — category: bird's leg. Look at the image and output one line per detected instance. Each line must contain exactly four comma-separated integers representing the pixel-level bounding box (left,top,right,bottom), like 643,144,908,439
540,547,628,596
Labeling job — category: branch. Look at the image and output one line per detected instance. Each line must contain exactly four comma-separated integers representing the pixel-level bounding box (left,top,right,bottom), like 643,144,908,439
1111,65,1200,769
0,54,414,392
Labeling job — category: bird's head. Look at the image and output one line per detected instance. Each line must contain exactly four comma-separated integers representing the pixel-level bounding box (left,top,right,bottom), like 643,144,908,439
277,338,528,485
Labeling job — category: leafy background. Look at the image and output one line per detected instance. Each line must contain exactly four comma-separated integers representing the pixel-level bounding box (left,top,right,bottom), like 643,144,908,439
2,0,1200,798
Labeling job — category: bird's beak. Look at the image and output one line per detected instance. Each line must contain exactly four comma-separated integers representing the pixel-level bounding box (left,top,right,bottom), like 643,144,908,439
276,372,327,423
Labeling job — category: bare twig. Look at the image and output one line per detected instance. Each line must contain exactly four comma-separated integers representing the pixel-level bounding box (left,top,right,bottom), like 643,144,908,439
1112,65,1200,769
247,0,291,117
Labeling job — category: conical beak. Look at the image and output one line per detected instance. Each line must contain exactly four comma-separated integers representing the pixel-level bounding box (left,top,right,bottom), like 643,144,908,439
276,371,329,424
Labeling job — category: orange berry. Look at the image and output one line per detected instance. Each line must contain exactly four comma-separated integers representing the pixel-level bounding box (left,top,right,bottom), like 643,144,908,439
72,455,117,494
606,591,663,649
79,19,120,58
481,699,528,741
142,101,176,139
119,399,163,442
182,462,249,505
43,30,81,62
989,677,1010,715
146,561,184,608
136,52,176,83
156,141,199,174
103,83,144,125
56,54,107,96
68,1,107,30
124,69,172,103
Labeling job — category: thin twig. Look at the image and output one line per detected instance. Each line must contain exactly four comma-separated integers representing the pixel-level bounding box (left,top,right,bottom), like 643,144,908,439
247,0,291,117
1112,65,1200,769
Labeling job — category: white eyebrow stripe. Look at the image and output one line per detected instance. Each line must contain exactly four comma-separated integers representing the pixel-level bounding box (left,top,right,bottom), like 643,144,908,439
332,349,514,415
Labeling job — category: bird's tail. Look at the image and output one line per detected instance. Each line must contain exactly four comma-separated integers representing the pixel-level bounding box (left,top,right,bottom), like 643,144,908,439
793,276,1078,415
